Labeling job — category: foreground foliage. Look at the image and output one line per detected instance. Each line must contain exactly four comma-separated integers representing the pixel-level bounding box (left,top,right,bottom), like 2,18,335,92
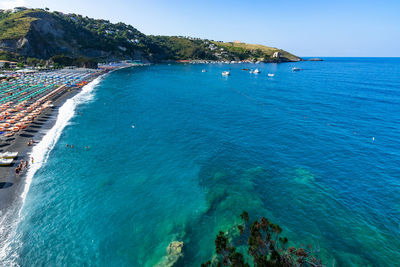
202,212,324,267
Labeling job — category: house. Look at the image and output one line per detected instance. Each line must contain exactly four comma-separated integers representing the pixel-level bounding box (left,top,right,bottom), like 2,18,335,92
0,60,17,68
13,7,28,12
272,52,281,58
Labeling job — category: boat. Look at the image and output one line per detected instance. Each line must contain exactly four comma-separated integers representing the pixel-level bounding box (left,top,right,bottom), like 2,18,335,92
292,67,301,71
202,69,207,73
249,69,254,74
0,158,13,166
254,68,261,74
242,68,249,71
221,71,230,76
268,73,275,77
0,151,18,158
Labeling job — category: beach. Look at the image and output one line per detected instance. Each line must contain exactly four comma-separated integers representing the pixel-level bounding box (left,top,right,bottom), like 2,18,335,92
0,66,130,213
0,87,78,210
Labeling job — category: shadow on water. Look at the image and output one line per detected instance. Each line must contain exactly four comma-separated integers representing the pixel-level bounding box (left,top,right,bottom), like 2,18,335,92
0,182,13,189
168,150,273,266
156,149,380,266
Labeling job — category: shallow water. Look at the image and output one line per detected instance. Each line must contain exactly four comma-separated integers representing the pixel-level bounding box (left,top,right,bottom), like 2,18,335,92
7,58,400,266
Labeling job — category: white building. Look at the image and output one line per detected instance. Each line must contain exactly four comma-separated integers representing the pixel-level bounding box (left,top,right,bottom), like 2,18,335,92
272,52,281,58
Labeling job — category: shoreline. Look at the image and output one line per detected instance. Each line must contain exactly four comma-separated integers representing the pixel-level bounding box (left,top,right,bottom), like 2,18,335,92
0,69,111,264
0,86,80,211
0,66,130,213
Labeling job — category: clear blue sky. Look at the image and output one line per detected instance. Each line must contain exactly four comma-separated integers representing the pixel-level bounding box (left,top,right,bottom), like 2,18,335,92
1,0,399,56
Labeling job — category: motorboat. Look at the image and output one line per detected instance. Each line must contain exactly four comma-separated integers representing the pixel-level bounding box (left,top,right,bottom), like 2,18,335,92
221,71,230,76
253,68,261,74
0,158,13,166
292,67,302,71
202,69,207,73
268,73,275,77
0,151,18,158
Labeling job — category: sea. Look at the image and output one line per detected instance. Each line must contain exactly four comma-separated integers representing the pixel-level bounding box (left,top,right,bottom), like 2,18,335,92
1,58,400,266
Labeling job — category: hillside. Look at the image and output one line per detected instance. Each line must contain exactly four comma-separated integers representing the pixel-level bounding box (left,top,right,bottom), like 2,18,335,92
0,9,152,62
212,41,300,62
0,8,302,64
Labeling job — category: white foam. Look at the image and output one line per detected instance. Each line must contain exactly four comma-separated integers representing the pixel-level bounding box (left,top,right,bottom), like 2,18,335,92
0,75,104,266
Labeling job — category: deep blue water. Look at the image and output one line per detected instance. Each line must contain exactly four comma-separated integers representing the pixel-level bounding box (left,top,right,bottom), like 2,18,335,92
9,58,400,266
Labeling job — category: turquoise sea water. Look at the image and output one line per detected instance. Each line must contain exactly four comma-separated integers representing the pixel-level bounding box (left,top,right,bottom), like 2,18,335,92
6,58,400,266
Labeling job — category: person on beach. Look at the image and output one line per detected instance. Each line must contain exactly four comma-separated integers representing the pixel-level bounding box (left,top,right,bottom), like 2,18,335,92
15,167,19,176
31,158,34,164
24,161,28,169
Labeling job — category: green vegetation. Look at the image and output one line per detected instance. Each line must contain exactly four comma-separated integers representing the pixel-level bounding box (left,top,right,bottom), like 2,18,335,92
51,55,98,68
212,41,300,62
0,10,38,40
202,212,323,267
147,36,217,60
0,8,301,63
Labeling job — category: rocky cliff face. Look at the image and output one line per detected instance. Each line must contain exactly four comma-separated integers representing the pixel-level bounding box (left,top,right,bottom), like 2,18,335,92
0,9,149,61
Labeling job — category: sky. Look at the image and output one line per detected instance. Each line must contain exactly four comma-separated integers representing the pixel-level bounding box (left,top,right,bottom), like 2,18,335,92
0,0,399,57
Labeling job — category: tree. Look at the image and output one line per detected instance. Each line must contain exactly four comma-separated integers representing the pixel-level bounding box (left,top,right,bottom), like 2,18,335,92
203,212,324,267
3,62,10,69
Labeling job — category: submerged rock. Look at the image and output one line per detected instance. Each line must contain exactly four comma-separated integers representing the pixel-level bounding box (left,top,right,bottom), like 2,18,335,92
156,241,184,267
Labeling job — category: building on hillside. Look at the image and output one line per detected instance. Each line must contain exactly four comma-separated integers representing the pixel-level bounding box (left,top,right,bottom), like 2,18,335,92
233,40,242,44
0,60,17,68
13,7,28,12
272,52,281,58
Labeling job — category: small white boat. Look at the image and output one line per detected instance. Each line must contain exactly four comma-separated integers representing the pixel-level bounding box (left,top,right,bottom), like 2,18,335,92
202,69,207,73
221,71,230,76
0,151,18,159
0,158,13,166
292,67,301,71
253,68,261,74
268,73,275,77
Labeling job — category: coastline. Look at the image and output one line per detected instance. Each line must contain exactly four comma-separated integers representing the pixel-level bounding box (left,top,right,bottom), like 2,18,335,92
0,81,90,212
0,87,80,211
0,70,112,264
0,65,134,213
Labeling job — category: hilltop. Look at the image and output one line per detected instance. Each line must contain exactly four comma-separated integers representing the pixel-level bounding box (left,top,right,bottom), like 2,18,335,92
0,8,302,65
